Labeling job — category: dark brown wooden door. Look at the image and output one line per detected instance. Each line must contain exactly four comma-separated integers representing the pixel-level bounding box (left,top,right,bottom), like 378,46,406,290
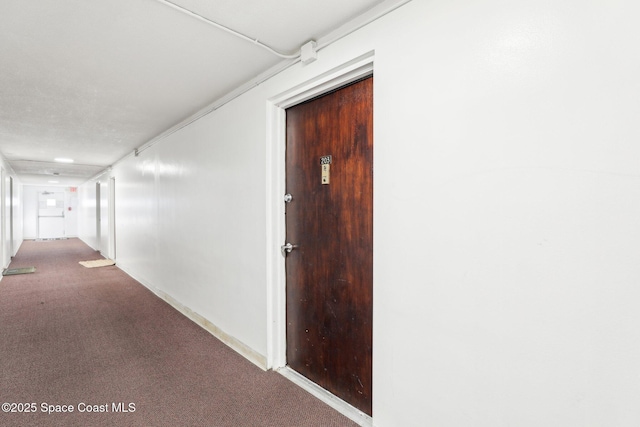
285,77,373,415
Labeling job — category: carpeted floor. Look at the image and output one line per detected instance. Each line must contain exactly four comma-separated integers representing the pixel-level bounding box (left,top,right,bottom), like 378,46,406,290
0,239,358,427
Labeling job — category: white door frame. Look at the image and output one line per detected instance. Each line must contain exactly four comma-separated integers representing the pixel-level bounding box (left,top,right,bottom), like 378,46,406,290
265,52,374,425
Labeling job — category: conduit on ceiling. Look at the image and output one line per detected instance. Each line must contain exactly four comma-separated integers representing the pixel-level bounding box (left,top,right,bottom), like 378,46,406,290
154,0,303,59
103,0,411,171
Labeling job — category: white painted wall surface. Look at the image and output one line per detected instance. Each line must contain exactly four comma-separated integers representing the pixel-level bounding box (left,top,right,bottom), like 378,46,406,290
112,97,268,361
0,167,22,266
11,178,23,256
80,0,640,425
99,179,109,256
2,168,9,267
23,186,78,240
0,158,23,264
78,172,111,254
366,1,640,425
78,180,98,250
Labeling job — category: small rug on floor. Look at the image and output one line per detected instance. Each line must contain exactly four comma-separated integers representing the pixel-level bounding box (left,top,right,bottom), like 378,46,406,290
2,267,36,276
79,259,116,268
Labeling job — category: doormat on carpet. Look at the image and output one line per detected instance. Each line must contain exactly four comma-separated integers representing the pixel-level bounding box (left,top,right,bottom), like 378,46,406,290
79,259,116,268
3,267,36,276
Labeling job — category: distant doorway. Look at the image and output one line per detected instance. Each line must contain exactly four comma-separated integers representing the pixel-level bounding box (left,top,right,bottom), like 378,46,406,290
37,191,65,239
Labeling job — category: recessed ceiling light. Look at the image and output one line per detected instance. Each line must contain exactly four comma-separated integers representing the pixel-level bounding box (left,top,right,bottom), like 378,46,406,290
48,180,59,184
54,158,74,163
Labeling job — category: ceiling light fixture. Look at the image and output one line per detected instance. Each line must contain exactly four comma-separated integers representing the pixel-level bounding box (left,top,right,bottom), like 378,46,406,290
54,158,74,163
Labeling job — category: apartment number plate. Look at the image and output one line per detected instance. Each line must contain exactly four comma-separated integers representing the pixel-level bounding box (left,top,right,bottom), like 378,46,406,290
320,155,332,184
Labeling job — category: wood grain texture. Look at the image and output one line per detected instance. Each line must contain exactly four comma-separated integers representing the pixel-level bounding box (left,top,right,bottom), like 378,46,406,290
286,77,373,415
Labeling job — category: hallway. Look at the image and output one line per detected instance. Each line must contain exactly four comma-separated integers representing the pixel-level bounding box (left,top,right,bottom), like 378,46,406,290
0,239,357,427
1,1,639,424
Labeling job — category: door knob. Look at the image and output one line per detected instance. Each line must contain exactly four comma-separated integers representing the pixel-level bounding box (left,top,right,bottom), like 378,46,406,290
281,243,297,257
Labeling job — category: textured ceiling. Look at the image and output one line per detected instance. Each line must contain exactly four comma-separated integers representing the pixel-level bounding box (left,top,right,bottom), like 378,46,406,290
0,0,394,185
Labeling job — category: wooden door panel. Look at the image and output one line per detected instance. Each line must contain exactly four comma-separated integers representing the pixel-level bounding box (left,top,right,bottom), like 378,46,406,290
286,77,373,415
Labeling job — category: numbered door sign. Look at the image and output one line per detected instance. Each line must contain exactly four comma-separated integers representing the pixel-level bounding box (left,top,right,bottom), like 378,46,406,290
320,155,332,185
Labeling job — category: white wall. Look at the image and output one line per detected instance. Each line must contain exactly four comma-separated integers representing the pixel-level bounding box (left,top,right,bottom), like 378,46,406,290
22,185,78,240
85,0,640,425
2,169,10,267
99,179,109,256
78,171,111,254
11,178,23,257
369,1,640,425
78,179,98,250
111,100,268,362
0,160,23,266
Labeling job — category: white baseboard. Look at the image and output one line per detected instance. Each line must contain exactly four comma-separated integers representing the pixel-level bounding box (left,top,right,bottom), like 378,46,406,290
114,261,268,371
152,288,268,370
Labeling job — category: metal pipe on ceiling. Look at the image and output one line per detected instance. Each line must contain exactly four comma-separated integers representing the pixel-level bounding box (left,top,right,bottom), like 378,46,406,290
154,0,300,59
115,0,412,163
